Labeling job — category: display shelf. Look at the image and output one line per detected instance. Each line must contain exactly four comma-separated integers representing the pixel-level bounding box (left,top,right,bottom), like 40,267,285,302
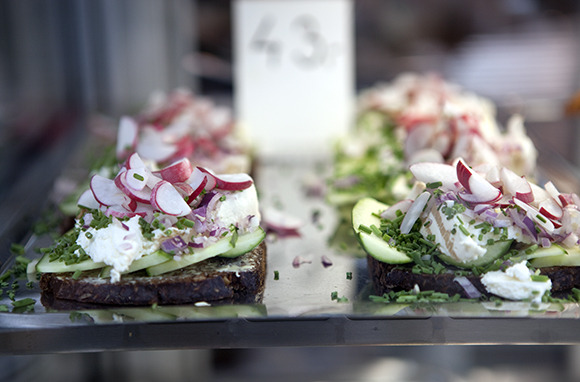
0,157,579,354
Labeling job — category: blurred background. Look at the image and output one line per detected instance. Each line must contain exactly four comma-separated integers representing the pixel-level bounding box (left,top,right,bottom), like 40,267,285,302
2,0,580,381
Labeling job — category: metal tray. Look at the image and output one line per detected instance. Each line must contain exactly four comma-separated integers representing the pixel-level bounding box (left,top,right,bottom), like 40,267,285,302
0,155,579,355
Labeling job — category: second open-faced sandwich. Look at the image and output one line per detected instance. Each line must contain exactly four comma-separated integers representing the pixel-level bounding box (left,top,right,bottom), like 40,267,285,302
353,159,580,303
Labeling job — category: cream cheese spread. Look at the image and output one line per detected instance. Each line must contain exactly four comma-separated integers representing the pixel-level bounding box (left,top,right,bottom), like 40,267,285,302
481,261,552,303
76,216,158,282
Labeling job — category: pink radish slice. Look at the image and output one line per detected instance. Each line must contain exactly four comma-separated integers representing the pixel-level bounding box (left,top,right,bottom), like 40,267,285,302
137,127,178,162
187,167,207,189
188,176,208,204
500,167,534,203
262,208,302,237
77,189,101,209
174,182,194,198
538,198,563,221
458,189,501,204
157,158,194,183
409,162,458,190
544,181,563,207
116,117,138,159
456,158,501,203
104,205,139,219
380,199,413,221
90,174,130,207
114,171,152,204
126,168,149,191
150,180,191,216
400,191,431,234
213,173,253,191
196,167,217,190
125,152,147,170
529,183,550,206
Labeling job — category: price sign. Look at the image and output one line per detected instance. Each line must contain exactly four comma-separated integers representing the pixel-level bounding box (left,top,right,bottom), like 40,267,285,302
233,0,354,158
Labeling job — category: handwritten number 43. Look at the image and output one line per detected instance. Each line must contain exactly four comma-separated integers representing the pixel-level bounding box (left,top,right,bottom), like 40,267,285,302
250,14,340,69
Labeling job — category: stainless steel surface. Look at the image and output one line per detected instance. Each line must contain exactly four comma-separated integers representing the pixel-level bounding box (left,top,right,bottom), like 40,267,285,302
0,154,579,354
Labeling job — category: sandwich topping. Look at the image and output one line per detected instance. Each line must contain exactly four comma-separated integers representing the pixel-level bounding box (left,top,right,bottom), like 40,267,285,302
39,153,263,283
354,158,580,303
329,73,537,206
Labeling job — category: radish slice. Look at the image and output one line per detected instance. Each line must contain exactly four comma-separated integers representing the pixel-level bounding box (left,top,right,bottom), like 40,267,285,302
409,162,458,190
126,168,149,191
458,189,501,204
125,152,147,170
544,181,563,207
262,208,302,237
137,126,177,162
116,117,138,159
157,158,193,183
456,158,501,203
150,181,191,216
114,171,152,204
90,174,130,207
400,191,431,234
500,167,533,203
197,167,218,190
77,189,101,209
213,173,253,191
538,198,563,221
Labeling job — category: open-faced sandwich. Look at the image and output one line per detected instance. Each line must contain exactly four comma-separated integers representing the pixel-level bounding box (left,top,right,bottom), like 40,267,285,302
328,73,537,207
353,159,580,303
38,153,266,307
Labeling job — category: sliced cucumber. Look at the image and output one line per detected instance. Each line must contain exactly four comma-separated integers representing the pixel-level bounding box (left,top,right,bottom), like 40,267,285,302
36,253,105,273
220,227,266,258
522,244,567,260
352,197,387,234
146,236,234,276
436,240,513,268
99,250,173,278
530,247,580,267
352,197,412,264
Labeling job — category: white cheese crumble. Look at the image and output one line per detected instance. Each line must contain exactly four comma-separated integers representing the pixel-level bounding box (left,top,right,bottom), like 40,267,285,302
76,216,158,282
209,184,261,232
481,261,552,303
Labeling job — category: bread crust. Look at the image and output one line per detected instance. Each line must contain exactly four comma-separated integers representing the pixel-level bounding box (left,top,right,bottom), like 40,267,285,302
40,241,267,307
368,255,580,298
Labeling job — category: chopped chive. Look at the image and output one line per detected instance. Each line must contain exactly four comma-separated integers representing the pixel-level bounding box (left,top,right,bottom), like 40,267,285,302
274,270,279,280
182,219,195,228
85,232,93,239
133,173,144,181
536,214,547,223
358,224,372,234
531,275,549,282
72,270,82,280
11,298,35,308
426,181,442,189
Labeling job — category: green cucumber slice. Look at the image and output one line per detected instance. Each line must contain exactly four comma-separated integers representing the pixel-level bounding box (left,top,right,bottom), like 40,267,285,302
36,253,105,273
146,236,233,276
352,197,412,264
220,227,266,258
436,240,513,268
529,247,580,267
523,244,567,260
99,250,173,278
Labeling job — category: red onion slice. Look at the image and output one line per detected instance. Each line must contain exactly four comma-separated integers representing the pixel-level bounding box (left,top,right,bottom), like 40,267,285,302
454,276,482,299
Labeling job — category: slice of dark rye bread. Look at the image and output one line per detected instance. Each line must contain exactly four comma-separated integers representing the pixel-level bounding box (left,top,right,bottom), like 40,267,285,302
40,241,267,308
367,255,580,298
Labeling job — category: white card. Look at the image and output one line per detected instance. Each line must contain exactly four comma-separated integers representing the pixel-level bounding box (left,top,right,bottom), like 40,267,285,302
233,0,354,158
